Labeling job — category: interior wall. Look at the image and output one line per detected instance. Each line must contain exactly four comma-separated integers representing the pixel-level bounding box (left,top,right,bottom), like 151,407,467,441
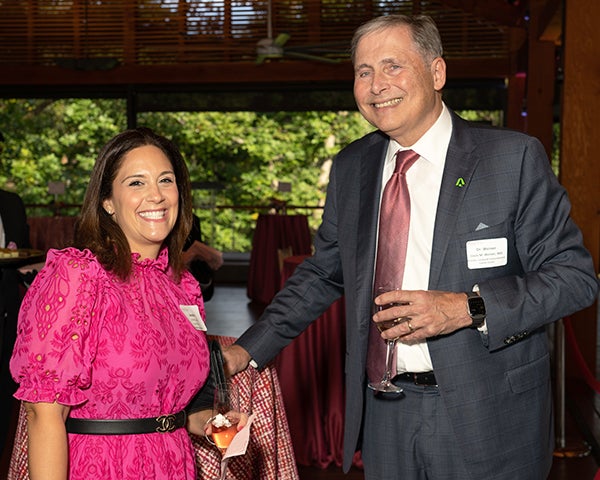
560,0,600,376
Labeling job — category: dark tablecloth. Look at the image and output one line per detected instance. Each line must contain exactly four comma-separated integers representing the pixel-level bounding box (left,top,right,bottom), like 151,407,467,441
247,214,311,305
28,216,77,252
274,255,362,469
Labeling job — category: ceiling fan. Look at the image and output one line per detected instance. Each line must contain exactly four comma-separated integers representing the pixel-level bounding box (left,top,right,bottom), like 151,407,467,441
255,0,346,64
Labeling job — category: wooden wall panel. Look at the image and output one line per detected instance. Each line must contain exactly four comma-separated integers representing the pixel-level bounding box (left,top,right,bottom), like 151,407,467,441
560,0,600,376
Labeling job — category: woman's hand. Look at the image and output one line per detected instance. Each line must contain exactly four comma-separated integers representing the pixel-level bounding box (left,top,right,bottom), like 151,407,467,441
187,408,213,437
187,408,249,437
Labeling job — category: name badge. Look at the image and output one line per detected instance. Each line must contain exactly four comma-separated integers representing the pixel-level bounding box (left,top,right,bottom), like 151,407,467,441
466,238,508,269
180,305,207,331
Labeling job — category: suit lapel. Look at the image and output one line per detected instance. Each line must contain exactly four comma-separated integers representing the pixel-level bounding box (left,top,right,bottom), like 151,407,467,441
337,132,388,351
355,133,388,296
345,119,480,315
428,113,478,289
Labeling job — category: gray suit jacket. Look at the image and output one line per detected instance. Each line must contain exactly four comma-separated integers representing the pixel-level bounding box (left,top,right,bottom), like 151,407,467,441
236,111,599,478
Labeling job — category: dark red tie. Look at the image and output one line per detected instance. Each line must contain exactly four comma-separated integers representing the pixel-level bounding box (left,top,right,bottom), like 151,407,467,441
366,149,419,383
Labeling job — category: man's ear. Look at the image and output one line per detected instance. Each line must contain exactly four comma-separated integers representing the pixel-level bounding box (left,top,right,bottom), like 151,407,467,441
431,57,446,91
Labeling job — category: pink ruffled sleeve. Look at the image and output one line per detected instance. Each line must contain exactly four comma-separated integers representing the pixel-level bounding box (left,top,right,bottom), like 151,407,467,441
179,270,206,321
10,248,104,406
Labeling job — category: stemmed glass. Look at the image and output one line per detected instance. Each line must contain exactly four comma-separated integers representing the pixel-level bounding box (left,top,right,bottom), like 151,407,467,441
206,382,241,480
368,286,406,394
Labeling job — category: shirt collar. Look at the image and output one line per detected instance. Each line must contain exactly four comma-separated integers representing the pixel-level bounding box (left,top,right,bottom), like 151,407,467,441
131,246,170,272
387,103,452,167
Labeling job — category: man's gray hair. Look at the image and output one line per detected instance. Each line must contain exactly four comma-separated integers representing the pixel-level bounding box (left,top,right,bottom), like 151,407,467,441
351,15,444,65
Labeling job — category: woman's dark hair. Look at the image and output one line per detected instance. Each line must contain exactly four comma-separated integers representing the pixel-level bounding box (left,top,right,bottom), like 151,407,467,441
74,127,193,281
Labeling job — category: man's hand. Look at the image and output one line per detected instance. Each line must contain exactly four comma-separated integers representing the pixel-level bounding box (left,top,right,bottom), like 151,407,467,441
222,344,252,377
372,290,472,343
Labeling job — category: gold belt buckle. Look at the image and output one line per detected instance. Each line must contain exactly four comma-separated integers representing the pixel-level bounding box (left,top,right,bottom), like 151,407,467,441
155,414,177,433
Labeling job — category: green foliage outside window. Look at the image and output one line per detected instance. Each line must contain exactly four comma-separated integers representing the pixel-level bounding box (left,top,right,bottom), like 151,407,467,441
3,99,546,252
0,98,374,251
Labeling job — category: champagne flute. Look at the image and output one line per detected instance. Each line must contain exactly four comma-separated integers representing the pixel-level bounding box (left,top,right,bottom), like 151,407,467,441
368,286,406,394
206,382,241,479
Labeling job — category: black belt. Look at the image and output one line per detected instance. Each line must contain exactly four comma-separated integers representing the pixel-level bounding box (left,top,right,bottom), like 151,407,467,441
395,371,438,386
65,410,187,435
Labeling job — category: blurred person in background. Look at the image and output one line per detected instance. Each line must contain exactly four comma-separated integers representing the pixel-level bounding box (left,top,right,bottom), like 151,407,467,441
183,214,224,302
0,130,31,457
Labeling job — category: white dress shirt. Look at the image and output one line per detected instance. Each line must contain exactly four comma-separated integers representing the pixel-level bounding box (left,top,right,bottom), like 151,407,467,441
377,104,453,373
0,213,5,248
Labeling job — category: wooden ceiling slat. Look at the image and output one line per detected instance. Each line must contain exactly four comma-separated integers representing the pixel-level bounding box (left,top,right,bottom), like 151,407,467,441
0,0,517,65
0,0,525,90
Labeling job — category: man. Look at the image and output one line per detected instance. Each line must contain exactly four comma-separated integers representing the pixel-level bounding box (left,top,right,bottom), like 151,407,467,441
0,132,31,456
225,15,599,480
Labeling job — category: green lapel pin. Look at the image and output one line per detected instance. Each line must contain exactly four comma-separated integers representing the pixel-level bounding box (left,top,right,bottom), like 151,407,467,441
455,177,465,187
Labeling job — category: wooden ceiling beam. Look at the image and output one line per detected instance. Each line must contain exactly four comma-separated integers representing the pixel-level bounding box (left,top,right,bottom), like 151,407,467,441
0,56,512,94
0,0,523,106
536,0,562,44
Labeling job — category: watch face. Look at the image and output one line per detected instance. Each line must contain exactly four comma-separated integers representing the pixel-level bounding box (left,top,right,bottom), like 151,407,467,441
468,296,486,317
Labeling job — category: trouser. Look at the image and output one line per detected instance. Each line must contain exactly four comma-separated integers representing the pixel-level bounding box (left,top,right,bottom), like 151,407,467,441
361,379,471,480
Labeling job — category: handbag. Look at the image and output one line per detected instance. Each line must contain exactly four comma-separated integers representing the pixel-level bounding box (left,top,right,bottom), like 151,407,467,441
186,339,227,413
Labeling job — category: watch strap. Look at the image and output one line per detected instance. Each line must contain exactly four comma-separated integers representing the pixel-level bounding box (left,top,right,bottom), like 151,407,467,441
466,291,486,328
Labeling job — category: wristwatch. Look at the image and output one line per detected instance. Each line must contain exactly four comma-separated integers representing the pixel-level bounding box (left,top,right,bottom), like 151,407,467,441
466,291,486,328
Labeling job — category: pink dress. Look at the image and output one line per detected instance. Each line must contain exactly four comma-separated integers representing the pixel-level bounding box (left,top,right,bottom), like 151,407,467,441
10,247,210,480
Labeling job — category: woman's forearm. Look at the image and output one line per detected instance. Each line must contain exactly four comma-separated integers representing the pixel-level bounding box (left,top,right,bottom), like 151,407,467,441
24,401,70,480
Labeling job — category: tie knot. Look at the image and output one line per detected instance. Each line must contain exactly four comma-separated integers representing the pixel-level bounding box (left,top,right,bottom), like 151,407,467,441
394,149,419,175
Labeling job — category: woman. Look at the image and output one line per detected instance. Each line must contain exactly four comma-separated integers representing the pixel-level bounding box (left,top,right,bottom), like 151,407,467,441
10,128,214,479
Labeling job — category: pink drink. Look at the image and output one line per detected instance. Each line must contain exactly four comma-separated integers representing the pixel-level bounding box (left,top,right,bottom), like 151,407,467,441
211,414,239,453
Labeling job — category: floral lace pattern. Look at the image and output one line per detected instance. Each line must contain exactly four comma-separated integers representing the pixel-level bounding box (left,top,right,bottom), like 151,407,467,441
10,248,210,479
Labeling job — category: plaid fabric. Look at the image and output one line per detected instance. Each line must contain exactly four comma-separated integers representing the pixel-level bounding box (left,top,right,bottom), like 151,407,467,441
194,336,299,480
7,402,27,480
8,335,299,480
